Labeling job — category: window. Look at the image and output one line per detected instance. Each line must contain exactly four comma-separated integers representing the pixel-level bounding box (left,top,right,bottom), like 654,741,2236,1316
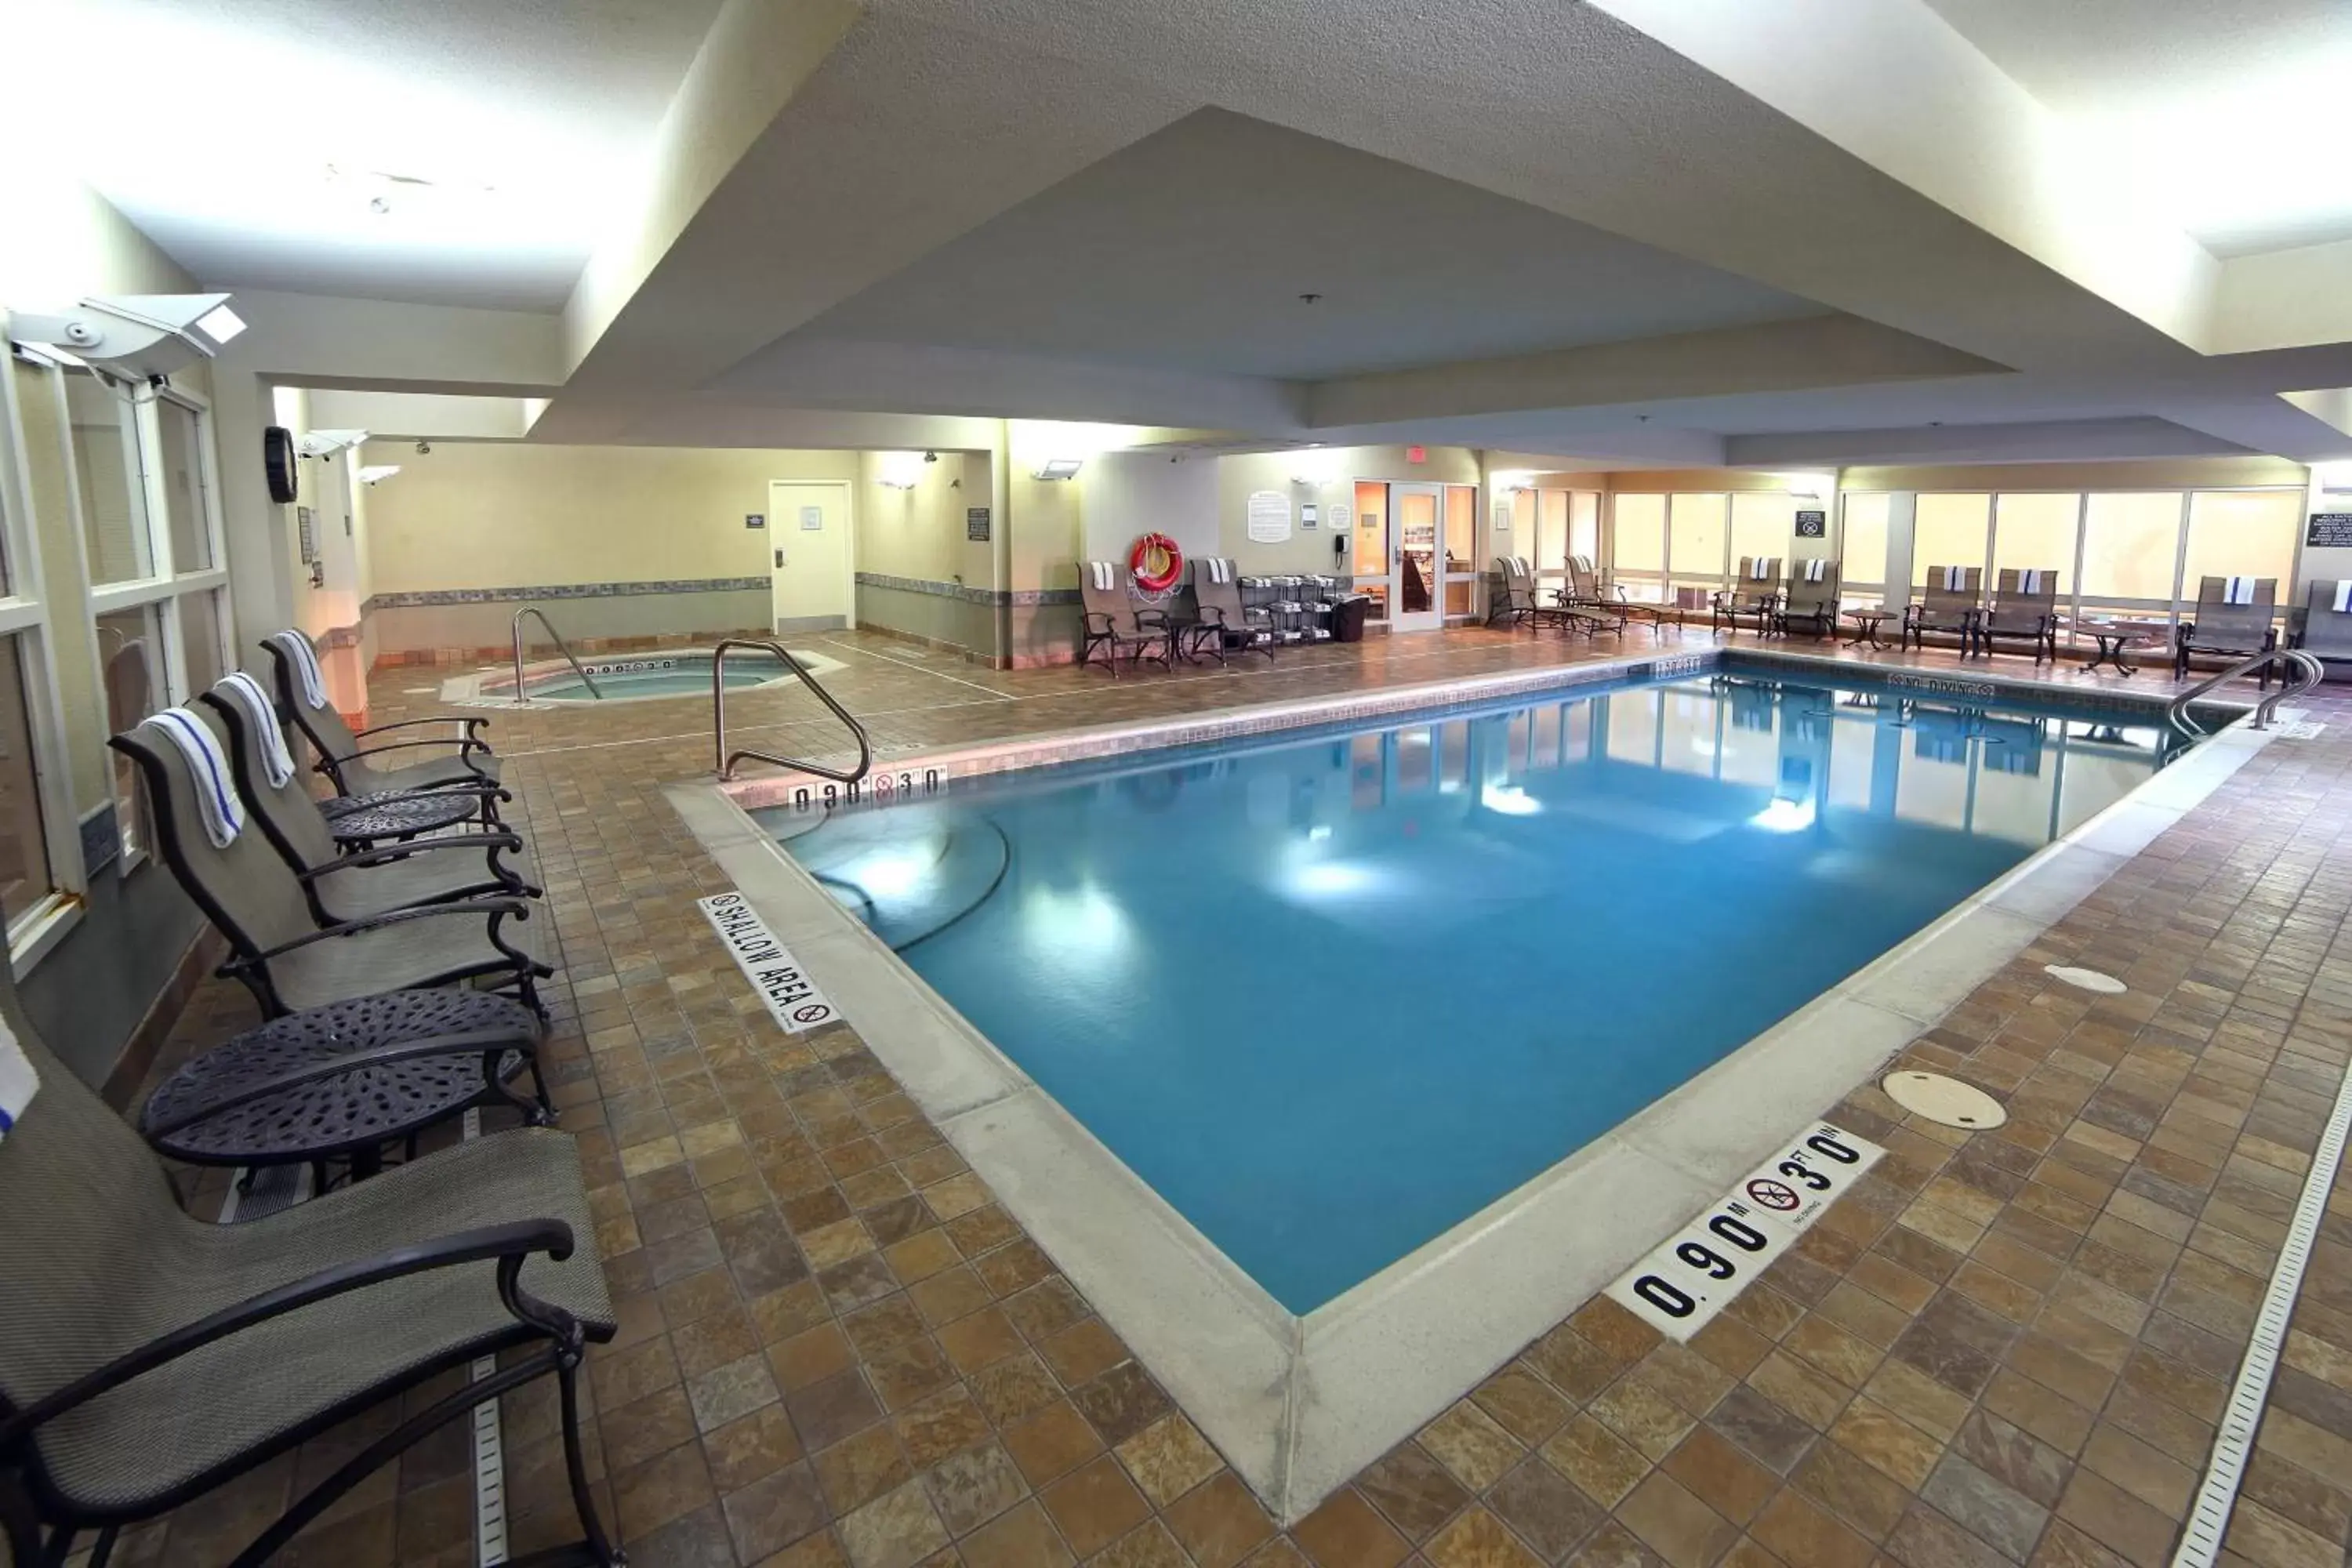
1569,492,1599,564
1841,493,1890,605
2080,493,2183,606
1991,493,2080,590
1443,485,1477,616
157,396,214,572
1537,490,1569,572
1912,493,1991,586
1612,494,1665,598
1730,492,1795,573
63,367,147,586
2182,490,2300,600
1668,492,1727,597
0,638,53,921
97,606,164,860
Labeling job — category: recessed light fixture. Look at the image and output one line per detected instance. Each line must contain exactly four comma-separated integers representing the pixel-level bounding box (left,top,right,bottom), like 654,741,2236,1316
1033,457,1083,481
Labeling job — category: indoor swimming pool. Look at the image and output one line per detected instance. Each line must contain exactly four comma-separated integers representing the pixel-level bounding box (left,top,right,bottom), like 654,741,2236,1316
764,670,2183,1312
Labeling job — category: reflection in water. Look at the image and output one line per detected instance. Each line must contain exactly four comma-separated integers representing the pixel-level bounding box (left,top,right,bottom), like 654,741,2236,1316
773,673,2177,1312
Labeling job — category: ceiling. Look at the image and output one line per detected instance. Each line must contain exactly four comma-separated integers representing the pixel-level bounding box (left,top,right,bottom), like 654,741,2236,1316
18,0,723,309
788,110,1831,381
1923,0,2352,255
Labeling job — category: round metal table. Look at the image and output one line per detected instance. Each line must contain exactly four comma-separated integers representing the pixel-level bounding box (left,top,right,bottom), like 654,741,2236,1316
2074,620,2161,677
318,789,482,845
141,989,544,1180
1841,608,1890,650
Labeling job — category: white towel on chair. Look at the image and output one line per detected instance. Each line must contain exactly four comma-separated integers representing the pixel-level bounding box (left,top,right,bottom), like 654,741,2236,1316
1512,557,1532,577
2223,575,2256,605
153,706,245,848
267,630,328,710
0,1016,36,1145
2335,579,2352,614
1803,558,1828,583
2020,569,2044,595
1940,565,1966,592
1749,557,1773,580
1571,554,1594,574
1205,557,1232,585
1089,561,1116,591
218,671,296,787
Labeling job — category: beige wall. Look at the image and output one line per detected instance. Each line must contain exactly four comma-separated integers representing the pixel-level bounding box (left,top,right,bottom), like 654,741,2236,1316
855,450,995,589
362,441,860,592
1214,445,1481,576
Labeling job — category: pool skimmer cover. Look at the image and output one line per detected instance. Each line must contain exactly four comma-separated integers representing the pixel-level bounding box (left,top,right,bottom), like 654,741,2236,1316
1882,1070,2006,1131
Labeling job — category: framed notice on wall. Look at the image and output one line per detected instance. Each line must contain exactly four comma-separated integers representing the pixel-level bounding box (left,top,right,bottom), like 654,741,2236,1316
1795,510,1828,539
1247,490,1291,543
296,506,317,564
2309,513,2352,548
967,507,992,542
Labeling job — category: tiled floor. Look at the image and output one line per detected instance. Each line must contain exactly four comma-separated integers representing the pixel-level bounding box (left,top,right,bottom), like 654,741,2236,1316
98,626,2352,1567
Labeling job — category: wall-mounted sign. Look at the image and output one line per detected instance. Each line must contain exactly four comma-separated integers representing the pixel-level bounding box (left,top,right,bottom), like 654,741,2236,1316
800,506,825,531
296,506,317,564
1330,503,1350,533
2309,512,2352,548
745,512,766,530
1247,489,1292,543
1493,499,1512,533
1301,503,1319,529
967,506,992,542
1795,509,1828,539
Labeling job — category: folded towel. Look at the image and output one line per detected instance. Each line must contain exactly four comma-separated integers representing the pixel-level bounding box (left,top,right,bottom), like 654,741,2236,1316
2020,568,2044,595
267,630,328,710
218,672,296,787
1804,559,1828,583
1205,557,1232,585
1749,557,1774,580
2335,579,2352,614
1941,565,1967,592
153,707,244,848
1088,561,1115,591
1571,554,1594,574
0,1016,36,1144
1514,557,1532,576
2223,575,2256,606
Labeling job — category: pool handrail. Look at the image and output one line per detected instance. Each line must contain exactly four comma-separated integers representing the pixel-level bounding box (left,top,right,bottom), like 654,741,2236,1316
2165,646,2322,737
510,606,602,702
713,637,872,784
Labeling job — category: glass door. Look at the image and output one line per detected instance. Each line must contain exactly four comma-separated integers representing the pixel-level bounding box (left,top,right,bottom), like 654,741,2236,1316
1442,485,1479,618
1352,481,1391,629
1392,482,1443,632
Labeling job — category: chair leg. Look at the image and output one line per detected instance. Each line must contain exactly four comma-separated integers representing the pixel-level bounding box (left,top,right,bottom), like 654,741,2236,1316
558,1356,622,1566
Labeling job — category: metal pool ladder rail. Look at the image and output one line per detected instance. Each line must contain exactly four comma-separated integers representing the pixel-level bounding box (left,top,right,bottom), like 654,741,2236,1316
2165,647,2322,737
510,605,601,702
712,637,873,784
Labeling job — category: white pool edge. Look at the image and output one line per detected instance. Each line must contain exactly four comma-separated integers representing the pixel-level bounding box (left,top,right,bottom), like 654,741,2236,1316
669,657,2278,1523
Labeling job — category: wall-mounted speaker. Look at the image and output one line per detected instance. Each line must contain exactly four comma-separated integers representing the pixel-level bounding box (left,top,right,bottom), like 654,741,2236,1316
263,426,299,504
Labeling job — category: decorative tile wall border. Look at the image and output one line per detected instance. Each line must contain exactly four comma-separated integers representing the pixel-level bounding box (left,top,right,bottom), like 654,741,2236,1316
854,572,1080,608
364,578,766,612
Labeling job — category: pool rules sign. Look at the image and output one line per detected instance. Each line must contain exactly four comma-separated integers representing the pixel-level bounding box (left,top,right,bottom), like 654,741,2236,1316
1605,1121,1884,1341
699,892,840,1034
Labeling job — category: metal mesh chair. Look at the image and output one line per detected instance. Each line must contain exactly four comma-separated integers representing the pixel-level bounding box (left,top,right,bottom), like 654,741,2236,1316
1906,566,1984,654
110,709,550,1018
2293,579,2352,680
1777,561,1842,638
1078,567,1173,676
2175,575,2278,681
0,940,617,1568
1712,557,1783,636
201,678,541,927
1981,568,2060,662
1189,558,1276,663
262,634,502,797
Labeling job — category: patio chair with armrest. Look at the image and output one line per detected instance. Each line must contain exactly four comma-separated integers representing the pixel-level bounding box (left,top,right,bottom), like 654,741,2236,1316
1711,557,1782,636
203,673,543,926
110,707,551,1018
1905,566,1984,654
2292,579,2352,681
1777,560,1842,638
1078,563,1173,677
1189,557,1276,663
1980,568,2061,662
2175,575,2278,683
263,632,501,799
0,939,619,1568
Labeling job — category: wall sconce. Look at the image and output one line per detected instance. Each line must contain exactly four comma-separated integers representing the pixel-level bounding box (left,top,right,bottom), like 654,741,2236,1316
9,292,245,379
356,465,401,486
1033,458,1083,481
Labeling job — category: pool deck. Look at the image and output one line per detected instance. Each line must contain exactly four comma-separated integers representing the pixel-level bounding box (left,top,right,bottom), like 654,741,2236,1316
124,626,2352,1568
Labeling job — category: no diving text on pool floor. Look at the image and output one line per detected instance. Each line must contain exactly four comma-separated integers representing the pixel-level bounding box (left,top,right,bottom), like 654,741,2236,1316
699,891,840,1034
1606,1122,1885,1341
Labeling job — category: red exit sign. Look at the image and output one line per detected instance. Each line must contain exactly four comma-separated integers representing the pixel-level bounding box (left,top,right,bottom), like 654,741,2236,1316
1406,445,1427,463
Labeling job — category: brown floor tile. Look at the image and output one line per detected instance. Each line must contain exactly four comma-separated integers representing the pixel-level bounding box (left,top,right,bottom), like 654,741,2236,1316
1161,1471,1276,1568
1040,1454,1152,1558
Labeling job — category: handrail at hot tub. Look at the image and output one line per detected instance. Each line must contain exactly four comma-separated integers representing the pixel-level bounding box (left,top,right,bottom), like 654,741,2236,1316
713,637,872,784
510,606,602,702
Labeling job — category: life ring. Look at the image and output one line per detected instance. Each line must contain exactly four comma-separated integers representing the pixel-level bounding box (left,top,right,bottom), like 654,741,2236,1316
1130,532,1184,594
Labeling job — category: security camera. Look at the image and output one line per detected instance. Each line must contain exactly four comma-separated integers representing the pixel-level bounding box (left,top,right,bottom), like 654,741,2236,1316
415,439,431,455
924,450,938,463
10,293,245,380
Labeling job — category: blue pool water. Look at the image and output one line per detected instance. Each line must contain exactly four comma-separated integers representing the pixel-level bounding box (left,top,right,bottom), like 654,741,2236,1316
766,670,2177,1312
530,657,771,701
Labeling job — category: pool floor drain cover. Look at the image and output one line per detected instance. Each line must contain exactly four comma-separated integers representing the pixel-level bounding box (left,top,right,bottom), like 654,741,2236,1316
2044,964,2126,995
1883,1071,2006,1131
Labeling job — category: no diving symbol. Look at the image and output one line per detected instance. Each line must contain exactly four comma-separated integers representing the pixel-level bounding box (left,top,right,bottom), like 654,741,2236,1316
790,1003,833,1026
1746,1178,1801,1212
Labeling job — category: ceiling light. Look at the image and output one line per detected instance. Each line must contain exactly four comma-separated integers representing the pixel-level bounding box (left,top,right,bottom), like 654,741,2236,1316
9,292,245,379
357,464,401,485
297,428,368,457
1033,458,1083,481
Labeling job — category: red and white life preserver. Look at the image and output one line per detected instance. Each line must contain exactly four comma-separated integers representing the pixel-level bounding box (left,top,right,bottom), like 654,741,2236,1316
1129,532,1184,594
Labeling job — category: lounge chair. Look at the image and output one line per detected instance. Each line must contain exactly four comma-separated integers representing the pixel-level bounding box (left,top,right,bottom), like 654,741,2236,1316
1078,563,1173,677
203,673,542,926
1711,557,1782,637
1777,560,1842,638
2292,579,2352,681
109,707,551,1018
1497,558,1622,637
0,937,619,1568
1980,568,2060,662
263,631,501,798
2175,575,2278,681
1566,555,1668,633
1189,557,1276,664
1905,566,1984,655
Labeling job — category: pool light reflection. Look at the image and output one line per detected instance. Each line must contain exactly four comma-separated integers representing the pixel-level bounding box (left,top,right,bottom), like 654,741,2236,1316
1750,797,1817,833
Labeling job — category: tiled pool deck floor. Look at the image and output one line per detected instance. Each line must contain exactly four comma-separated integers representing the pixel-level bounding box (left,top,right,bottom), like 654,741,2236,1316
111,627,2352,1568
